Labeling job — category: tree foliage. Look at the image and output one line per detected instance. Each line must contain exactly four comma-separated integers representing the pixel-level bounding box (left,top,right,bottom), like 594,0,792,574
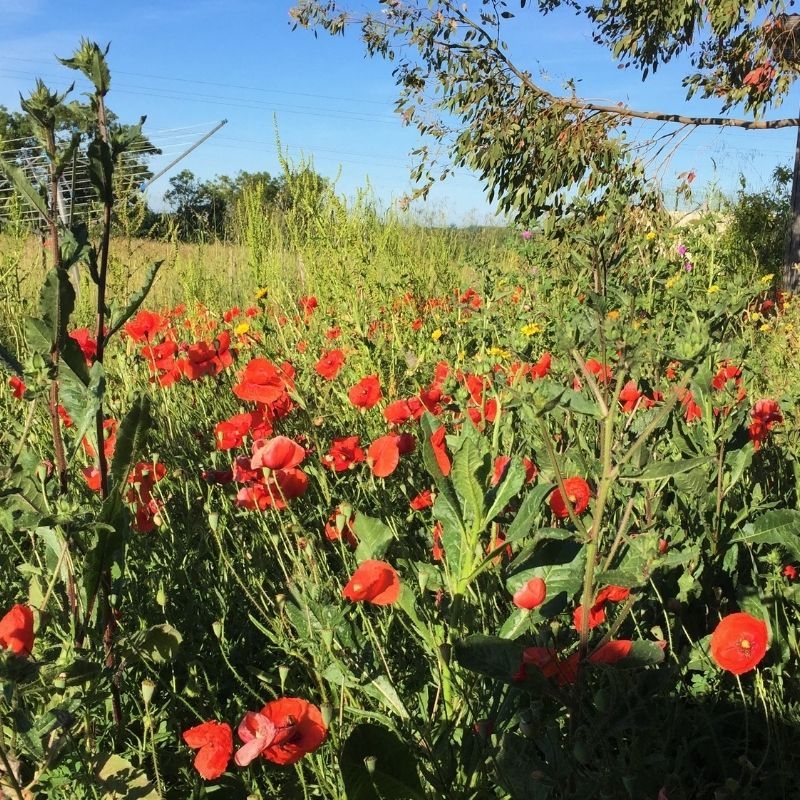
290,1,800,283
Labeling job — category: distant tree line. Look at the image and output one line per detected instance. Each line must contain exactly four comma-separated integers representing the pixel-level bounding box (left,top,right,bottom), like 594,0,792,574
0,103,330,243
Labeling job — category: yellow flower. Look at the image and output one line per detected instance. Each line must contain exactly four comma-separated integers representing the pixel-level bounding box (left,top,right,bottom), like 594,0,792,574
760,323,772,333
520,322,542,336
457,350,466,361
487,346,510,359
665,274,681,289
632,318,646,330
606,309,620,321
234,322,250,336
707,285,720,294
431,328,443,341
760,274,774,284
255,287,269,300
645,231,657,241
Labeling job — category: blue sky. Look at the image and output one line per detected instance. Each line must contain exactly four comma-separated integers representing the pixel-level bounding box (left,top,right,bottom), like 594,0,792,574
0,0,797,224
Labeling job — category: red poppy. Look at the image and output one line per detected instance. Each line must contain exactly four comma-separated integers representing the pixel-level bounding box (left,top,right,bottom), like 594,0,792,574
783,564,798,580
573,585,630,632
322,436,366,472
429,426,451,476
512,577,547,610
315,349,345,380
519,646,578,686
710,612,768,675
324,506,357,547
618,380,642,413
384,398,419,425
588,639,633,665
214,412,254,451
348,375,382,410
182,720,233,780
69,327,97,365
124,309,168,342
410,488,434,510
179,332,234,381
549,477,591,520
748,398,783,450
492,456,512,487
251,436,305,471
0,604,34,656
432,521,445,561
523,457,538,484
233,358,294,406
675,387,702,423
367,434,401,478
342,560,401,605
9,376,26,399
235,697,327,766
585,358,612,383
299,296,318,319
530,351,552,379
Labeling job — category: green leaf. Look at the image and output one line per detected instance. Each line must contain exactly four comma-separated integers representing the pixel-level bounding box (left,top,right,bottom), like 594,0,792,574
0,153,52,223
59,359,105,452
504,482,553,545
93,753,160,800
483,456,526,526
24,316,52,359
40,268,76,353
110,395,153,489
118,623,183,665
341,724,426,800
87,137,114,205
432,493,467,582
451,436,488,527
107,260,164,339
453,634,526,683
620,455,713,481
354,513,394,562
362,676,410,719
731,510,800,562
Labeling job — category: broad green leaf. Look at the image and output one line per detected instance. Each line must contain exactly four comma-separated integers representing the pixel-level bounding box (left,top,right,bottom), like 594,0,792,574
59,359,104,452
504,483,553,544
731,510,800,562
0,153,51,223
497,607,533,639
620,455,713,481
94,753,160,800
40,267,75,352
454,634,526,683
118,623,183,665
110,395,153,489
596,531,660,589
432,493,466,582
362,676,410,719
354,512,394,562
24,316,52,359
341,724,425,800
451,436,488,528
483,456,526,526
87,137,114,204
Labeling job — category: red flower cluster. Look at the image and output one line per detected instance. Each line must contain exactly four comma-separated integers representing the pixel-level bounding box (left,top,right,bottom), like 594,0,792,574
342,560,401,605
234,437,308,512
126,461,167,533
9,375,26,399
183,698,327,780
710,612,768,675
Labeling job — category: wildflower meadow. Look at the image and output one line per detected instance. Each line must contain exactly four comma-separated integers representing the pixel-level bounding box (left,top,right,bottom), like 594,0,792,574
3,41,800,800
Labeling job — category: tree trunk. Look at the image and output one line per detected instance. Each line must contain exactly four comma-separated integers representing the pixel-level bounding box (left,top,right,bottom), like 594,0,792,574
783,108,800,292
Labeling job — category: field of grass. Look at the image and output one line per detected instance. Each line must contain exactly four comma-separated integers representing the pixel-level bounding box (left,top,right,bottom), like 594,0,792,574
2,184,800,799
